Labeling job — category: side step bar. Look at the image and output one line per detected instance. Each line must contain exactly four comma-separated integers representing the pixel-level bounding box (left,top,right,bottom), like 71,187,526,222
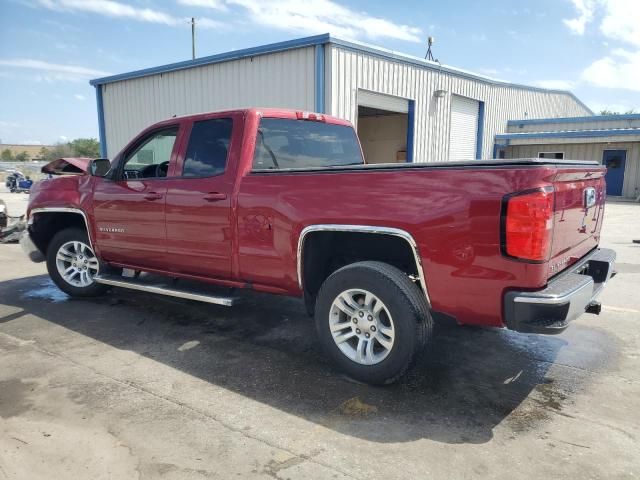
94,274,237,306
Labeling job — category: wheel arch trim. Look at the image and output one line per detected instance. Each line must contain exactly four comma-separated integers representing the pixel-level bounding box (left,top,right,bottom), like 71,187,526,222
296,224,430,303
29,207,95,250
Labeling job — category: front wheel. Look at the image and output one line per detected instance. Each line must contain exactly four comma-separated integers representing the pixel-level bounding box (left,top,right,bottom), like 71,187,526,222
315,261,432,385
46,228,108,297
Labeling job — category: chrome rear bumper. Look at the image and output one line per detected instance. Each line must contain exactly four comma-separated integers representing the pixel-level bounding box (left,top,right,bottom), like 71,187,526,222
504,248,616,334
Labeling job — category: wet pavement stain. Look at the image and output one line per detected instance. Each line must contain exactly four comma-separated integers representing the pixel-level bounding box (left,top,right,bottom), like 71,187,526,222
0,378,37,418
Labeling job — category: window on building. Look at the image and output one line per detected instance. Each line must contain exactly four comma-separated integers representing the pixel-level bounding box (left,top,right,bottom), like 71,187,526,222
538,152,564,159
183,118,233,177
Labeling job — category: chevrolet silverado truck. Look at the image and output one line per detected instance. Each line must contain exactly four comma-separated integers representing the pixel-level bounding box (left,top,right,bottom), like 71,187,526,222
21,108,616,384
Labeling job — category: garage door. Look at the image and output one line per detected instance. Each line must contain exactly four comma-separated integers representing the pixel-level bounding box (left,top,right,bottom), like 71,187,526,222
357,90,409,113
449,95,479,161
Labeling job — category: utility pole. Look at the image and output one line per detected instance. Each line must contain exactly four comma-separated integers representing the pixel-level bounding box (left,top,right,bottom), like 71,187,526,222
191,17,196,60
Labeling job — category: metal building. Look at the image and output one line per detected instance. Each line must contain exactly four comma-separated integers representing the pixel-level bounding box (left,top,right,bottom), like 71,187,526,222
90,33,592,164
496,114,640,199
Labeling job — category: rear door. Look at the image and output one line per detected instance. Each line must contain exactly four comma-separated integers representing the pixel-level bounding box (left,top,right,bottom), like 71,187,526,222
163,114,241,279
92,126,181,269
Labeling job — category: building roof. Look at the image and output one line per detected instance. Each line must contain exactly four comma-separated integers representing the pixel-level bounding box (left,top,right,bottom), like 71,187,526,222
507,113,640,126
89,33,592,114
496,128,640,143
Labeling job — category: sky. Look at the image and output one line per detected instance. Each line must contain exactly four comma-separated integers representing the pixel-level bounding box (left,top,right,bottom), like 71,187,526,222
1,0,639,146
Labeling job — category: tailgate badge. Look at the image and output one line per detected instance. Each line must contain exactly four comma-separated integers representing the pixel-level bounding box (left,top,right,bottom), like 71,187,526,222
584,187,596,209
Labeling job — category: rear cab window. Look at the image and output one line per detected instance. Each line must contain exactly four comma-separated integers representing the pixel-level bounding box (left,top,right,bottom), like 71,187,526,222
252,118,363,170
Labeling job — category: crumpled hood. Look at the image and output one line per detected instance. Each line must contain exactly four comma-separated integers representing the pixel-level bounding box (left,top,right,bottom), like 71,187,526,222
41,157,92,175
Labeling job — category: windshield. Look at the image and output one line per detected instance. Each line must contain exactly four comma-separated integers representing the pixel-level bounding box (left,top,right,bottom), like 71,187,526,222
253,118,363,170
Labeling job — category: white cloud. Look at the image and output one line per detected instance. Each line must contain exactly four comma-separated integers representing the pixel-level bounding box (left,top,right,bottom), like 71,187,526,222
59,136,69,142
598,0,640,47
177,0,227,11
561,0,640,91
227,0,422,43
563,0,595,35
0,58,110,82
582,48,640,91
534,79,576,90
36,0,223,29
74,93,86,101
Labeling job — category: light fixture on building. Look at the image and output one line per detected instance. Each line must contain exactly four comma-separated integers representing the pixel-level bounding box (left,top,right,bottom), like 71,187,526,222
433,59,448,98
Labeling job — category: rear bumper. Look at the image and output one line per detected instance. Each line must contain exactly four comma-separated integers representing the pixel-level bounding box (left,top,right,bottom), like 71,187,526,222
20,230,45,263
504,248,616,334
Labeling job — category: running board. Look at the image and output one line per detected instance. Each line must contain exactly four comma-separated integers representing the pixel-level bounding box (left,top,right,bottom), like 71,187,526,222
94,274,237,306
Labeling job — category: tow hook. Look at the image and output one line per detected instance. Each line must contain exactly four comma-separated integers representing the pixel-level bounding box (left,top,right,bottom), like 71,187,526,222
586,301,602,315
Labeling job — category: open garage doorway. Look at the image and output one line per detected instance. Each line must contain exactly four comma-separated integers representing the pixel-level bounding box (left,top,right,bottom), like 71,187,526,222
357,90,414,164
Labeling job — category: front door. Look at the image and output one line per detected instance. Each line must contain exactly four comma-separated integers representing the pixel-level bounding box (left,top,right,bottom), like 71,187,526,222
93,126,180,269
163,115,238,279
603,150,626,196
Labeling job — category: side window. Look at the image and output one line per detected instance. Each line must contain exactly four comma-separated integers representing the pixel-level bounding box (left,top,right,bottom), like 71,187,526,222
122,128,178,179
183,118,233,177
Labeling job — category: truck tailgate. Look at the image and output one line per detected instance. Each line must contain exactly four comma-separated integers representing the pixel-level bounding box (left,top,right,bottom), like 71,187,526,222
549,166,607,278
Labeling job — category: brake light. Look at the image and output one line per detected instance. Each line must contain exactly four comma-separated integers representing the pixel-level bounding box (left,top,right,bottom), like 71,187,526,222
502,188,554,262
296,111,326,122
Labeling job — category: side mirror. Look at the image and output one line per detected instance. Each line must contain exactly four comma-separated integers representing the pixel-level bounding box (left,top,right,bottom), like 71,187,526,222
89,158,111,177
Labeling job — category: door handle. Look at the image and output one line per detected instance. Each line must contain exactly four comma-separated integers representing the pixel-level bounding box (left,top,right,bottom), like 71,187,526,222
144,192,163,200
203,192,227,202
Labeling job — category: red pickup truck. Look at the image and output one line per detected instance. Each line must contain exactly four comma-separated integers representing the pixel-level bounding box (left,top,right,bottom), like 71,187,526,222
21,108,616,384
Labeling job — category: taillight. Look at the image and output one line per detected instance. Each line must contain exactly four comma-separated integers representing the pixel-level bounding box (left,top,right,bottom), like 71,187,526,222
501,188,554,262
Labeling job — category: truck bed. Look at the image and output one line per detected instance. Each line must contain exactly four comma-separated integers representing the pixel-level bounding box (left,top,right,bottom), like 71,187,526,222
252,158,600,174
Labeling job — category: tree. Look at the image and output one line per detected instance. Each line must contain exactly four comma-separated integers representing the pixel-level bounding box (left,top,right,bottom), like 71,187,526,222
40,143,73,162
14,151,29,162
0,149,13,161
599,109,637,115
69,138,100,158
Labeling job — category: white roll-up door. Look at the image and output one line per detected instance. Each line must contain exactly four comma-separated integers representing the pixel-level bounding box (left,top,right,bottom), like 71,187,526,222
449,95,479,161
357,90,409,113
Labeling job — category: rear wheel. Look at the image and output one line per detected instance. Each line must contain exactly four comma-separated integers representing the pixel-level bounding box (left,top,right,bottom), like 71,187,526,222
46,228,108,297
315,261,432,385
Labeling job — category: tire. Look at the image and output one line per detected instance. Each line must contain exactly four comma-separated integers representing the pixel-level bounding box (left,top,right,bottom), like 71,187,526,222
46,228,108,297
314,261,432,385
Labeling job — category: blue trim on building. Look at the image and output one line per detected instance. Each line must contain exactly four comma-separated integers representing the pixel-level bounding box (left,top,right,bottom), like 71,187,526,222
406,100,415,162
508,113,640,126
88,33,592,115
95,85,107,158
493,141,509,159
90,34,332,86
496,128,640,141
315,44,325,113
476,101,485,159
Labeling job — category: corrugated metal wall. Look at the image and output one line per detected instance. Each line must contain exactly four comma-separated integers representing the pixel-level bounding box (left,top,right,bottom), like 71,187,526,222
506,141,640,198
507,117,640,133
326,45,591,162
102,47,316,156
